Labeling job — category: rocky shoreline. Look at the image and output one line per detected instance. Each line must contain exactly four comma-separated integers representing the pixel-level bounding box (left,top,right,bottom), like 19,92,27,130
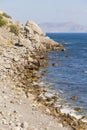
0,12,87,130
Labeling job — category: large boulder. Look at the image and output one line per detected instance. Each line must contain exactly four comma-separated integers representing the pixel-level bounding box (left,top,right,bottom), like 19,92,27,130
25,20,45,36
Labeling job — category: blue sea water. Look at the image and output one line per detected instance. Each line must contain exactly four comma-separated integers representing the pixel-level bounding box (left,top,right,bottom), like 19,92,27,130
42,33,87,115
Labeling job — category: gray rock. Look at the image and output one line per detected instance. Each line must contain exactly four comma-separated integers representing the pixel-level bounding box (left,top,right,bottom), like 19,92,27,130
25,21,45,36
21,122,28,129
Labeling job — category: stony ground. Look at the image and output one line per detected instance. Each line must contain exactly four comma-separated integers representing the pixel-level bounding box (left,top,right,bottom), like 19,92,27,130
0,78,71,130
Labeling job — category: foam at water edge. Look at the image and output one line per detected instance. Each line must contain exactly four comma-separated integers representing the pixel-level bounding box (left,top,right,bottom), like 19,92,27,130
60,107,87,123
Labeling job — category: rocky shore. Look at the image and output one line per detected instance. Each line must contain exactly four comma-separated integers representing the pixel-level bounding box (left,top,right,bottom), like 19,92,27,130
0,12,87,130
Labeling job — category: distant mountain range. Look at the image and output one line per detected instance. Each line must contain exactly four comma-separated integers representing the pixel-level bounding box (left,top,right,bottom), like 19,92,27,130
39,22,87,33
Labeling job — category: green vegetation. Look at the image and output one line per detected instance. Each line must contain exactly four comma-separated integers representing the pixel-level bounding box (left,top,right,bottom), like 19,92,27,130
0,14,3,19
3,12,12,19
9,25,19,36
0,14,7,27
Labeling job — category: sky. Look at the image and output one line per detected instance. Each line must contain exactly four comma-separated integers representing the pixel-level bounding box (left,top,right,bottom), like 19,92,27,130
0,0,87,26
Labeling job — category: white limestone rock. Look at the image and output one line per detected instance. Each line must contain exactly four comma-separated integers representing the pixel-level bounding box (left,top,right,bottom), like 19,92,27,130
25,21,45,36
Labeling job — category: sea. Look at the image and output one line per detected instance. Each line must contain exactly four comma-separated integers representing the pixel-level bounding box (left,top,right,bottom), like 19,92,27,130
40,33,87,117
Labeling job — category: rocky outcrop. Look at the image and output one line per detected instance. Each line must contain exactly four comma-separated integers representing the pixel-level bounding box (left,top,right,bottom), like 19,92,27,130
25,20,45,36
0,14,65,83
18,20,65,52
0,12,66,52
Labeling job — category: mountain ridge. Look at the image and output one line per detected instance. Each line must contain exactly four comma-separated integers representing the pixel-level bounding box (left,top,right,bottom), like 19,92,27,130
39,22,87,33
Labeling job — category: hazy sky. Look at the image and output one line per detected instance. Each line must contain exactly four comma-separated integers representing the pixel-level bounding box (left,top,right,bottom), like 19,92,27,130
0,0,87,25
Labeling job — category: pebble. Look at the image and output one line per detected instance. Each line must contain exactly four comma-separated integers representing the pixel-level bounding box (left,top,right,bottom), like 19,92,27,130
52,63,58,66
74,107,82,113
15,122,21,127
70,96,78,100
45,127,49,130
58,123,63,127
21,122,28,129
45,108,51,114
2,118,8,125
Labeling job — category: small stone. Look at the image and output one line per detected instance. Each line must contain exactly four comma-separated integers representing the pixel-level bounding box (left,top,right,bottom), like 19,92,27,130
2,118,8,125
52,63,58,66
15,122,21,127
14,57,20,62
46,108,51,114
45,127,49,130
0,111,3,116
70,96,78,100
74,107,82,113
21,122,28,128
10,100,14,104
58,123,63,127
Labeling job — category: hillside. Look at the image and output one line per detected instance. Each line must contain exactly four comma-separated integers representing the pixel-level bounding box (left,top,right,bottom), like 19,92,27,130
0,11,69,130
39,22,87,33
0,10,87,130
